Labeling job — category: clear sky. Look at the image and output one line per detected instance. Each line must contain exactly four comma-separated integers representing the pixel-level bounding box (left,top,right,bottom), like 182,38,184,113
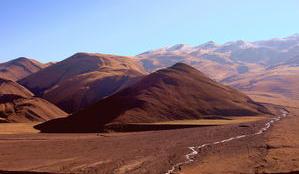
1,0,299,63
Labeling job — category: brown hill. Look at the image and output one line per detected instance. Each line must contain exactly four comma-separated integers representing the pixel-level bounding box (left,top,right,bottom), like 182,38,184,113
0,78,67,123
0,78,33,98
35,63,269,132
19,53,146,113
0,57,46,81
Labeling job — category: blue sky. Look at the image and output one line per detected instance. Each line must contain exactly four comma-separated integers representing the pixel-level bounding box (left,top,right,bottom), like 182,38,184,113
1,0,299,63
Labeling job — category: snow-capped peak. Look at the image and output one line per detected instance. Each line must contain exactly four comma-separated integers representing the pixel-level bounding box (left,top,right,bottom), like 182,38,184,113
196,41,218,49
223,40,256,49
166,44,193,51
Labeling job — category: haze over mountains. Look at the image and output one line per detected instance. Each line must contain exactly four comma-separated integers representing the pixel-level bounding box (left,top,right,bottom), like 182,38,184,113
35,63,268,133
227,59,299,91
137,34,299,104
138,34,299,78
19,53,146,113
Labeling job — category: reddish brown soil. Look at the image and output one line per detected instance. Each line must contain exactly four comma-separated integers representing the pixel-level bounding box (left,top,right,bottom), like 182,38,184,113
0,114,274,174
182,107,299,174
0,104,297,174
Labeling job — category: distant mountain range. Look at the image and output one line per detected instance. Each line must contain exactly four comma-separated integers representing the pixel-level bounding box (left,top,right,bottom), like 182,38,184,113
0,34,299,124
138,34,299,80
137,34,299,104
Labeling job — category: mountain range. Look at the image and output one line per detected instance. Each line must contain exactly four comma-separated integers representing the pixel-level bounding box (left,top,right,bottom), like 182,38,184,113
137,34,299,104
0,34,298,124
138,34,299,79
35,63,268,132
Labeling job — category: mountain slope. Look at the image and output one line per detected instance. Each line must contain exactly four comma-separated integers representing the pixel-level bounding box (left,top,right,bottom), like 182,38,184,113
0,78,33,98
138,34,299,81
225,56,299,102
0,57,46,81
138,34,299,106
35,63,269,132
19,53,146,113
0,78,67,123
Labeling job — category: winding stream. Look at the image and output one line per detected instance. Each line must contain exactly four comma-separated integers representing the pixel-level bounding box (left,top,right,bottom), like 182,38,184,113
166,110,289,174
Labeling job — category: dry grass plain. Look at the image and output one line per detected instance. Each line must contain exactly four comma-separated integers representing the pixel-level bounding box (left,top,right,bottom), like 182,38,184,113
0,122,40,134
142,116,266,125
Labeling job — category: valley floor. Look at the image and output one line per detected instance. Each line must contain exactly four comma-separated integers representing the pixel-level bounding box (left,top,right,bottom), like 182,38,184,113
0,107,298,174
181,107,299,174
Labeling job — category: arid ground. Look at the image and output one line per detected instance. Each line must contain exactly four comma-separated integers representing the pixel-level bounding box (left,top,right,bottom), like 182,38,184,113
181,107,299,174
0,105,297,174
1,3,299,174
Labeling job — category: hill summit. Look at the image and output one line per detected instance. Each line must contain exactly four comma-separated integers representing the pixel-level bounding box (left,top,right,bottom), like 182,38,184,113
35,63,269,132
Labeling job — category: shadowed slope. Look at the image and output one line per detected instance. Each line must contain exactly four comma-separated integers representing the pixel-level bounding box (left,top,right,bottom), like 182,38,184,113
19,53,146,113
35,63,269,132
